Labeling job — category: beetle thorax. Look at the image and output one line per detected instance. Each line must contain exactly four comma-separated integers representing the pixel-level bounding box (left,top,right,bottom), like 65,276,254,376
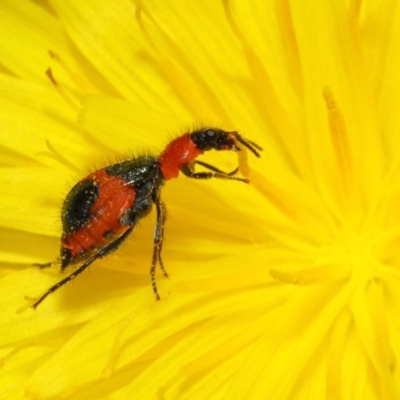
158,134,203,180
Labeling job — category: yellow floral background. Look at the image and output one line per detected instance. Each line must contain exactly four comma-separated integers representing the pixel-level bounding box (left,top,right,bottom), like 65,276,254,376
1,0,399,399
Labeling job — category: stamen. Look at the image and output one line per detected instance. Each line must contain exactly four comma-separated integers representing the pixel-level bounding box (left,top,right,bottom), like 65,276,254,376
102,311,136,378
49,51,98,95
45,66,80,111
222,0,275,107
347,278,398,397
0,345,24,367
222,0,302,176
135,4,156,49
326,311,351,398
136,3,232,121
45,67,58,86
270,261,350,285
275,0,303,97
231,133,261,178
366,278,396,375
250,171,302,222
372,225,400,263
35,140,81,173
236,142,250,178
348,0,363,27
347,0,364,66
323,86,353,197
15,296,38,314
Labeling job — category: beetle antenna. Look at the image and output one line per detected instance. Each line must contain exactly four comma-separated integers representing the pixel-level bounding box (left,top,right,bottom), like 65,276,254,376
235,134,263,157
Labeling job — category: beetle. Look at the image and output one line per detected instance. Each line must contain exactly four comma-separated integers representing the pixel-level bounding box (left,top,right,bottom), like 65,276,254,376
27,128,261,309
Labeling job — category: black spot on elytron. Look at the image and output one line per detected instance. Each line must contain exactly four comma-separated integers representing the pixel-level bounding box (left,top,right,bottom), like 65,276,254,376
62,179,99,234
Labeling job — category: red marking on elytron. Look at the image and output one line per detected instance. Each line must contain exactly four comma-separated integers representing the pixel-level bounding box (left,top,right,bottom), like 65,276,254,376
159,133,204,180
63,169,136,258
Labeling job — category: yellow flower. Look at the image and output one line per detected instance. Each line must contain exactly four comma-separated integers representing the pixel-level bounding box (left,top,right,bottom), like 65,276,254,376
0,0,399,399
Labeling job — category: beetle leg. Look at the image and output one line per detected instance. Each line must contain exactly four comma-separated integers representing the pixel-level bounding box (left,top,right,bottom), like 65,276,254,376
30,226,134,310
194,160,239,176
32,262,53,269
150,192,168,300
180,162,249,183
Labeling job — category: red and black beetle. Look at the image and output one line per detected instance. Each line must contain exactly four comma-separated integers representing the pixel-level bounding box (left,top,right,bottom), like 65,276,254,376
29,128,262,309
